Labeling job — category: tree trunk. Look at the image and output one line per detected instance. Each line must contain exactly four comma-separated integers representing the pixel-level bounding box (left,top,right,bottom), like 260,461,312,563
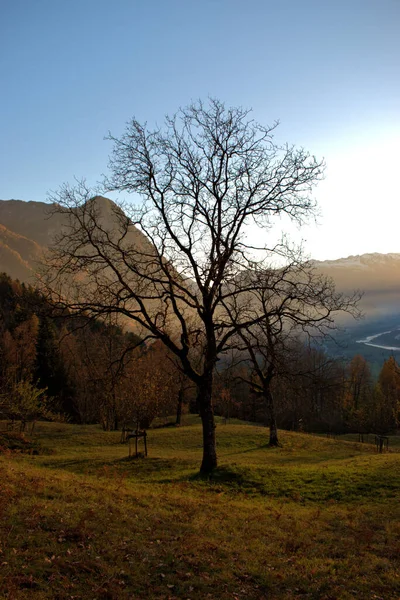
265,388,279,447
198,373,217,474
176,388,183,425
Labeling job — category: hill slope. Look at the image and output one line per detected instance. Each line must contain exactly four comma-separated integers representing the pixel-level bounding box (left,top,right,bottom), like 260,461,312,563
0,198,399,334
1,420,400,599
315,253,400,318
0,197,149,285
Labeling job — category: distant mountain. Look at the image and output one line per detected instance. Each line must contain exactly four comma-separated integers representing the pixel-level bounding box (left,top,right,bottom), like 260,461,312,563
312,253,400,372
0,199,72,247
314,253,400,289
314,253,400,319
0,223,43,281
0,199,62,281
0,198,399,323
0,197,149,284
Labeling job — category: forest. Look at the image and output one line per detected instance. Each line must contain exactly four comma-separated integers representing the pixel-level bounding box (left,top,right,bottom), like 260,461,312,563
1,272,399,439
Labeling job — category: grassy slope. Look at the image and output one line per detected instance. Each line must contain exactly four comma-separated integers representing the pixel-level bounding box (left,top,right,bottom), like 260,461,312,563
1,419,400,599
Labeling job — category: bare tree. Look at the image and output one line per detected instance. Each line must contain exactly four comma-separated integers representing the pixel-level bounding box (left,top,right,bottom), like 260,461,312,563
224,254,361,446
274,344,347,434
44,99,327,473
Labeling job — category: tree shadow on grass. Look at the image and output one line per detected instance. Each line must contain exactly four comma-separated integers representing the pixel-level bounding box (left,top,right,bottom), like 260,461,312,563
189,464,269,495
39,454,267,491
37,451,400,502
220,443,279,457
40,455,197,483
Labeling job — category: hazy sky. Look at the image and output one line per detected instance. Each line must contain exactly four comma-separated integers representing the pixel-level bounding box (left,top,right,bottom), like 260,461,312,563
1,0,399,260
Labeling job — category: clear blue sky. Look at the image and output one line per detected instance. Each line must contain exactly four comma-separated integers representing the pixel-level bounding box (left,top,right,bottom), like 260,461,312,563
1,0,399,260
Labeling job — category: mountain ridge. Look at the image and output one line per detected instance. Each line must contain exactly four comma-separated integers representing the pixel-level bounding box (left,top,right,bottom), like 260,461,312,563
313,252,400,269
0,197,399,321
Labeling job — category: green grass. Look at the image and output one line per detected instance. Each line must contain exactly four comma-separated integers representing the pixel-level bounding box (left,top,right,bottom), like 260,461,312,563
1,419,400,599
335,432,400,447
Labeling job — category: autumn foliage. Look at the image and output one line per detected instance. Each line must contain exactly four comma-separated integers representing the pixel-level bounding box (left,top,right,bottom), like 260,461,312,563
0,272,399,437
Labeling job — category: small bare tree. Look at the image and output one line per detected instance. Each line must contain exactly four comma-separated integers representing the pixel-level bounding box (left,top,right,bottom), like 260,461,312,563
224,254,361,446
43,99,331,473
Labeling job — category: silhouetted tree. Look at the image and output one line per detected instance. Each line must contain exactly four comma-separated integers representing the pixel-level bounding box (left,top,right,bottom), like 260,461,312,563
225,259,360,445
44,98,330,473
35,317,72,414
342,354,373,432
373,356,400,432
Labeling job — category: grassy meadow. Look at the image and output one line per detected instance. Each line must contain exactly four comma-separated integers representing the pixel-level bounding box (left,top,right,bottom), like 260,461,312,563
1,417,400,599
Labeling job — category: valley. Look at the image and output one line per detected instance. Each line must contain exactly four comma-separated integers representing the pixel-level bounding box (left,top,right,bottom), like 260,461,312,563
357,327,400,351
322,315,400,376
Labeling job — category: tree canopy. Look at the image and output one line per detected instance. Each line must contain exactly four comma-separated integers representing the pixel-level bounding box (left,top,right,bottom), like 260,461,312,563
44,99,359,473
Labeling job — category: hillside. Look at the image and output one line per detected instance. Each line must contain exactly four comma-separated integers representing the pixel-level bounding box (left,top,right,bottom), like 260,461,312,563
1,419,400,599
0,199,66,282
1,198,400,301
315,253,400,319
0,198,399,342
0,197,150,286
313,254,400,369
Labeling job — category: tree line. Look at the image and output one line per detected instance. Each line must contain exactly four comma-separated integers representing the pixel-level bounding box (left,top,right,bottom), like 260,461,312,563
1,272,399,439
0,274,181,431
214,348,400,437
